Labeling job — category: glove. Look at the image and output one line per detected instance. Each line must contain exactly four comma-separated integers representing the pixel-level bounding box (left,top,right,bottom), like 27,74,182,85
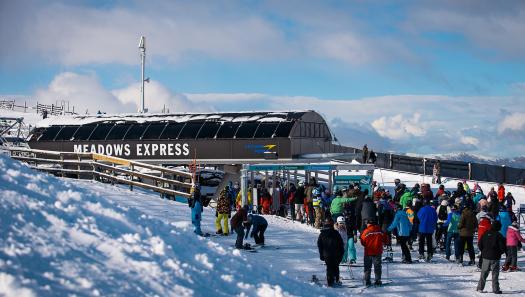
320,256,325,261
215,211,218,217
228,213,231,218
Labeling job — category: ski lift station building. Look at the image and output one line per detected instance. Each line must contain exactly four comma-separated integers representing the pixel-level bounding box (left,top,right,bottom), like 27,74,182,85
27,111,353,165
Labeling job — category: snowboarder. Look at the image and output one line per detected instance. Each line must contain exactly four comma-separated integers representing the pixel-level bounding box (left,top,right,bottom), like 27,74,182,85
190,183,204,236
417,199,437,262
215,186,232,235
317,217,345,287
477,221,505,294
231,205,249,249
245,214,268,245
387,203,413,263
503,221,525,272
360,219,387,286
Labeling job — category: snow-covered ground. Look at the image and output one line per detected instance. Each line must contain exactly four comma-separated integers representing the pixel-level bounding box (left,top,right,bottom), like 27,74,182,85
2,154,525,296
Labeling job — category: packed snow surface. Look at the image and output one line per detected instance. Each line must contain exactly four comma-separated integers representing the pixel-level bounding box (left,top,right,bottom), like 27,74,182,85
2,154,525,296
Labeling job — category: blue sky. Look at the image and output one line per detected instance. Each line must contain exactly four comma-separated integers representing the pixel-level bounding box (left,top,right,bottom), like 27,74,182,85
1,0,525,158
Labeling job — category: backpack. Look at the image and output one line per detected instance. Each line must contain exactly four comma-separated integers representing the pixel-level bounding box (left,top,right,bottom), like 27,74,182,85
438,205,448,221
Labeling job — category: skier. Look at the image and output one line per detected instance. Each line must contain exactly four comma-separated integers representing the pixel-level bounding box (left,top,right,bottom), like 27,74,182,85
295,181,306,222
343,205,358,264
215,186,231,235
435,200,450,251
362,144,369,164
231,205,249,249
369,150,377,164
457,206,478,265
190,183,204,236
477,221,505,294
313,188,324,229
503,221,525,272
444,204,461,262
335,216,349,262
417,199,438,262
317,218,345,287
288,183,296,220
360,219,387,286
235,186,253,210
360,194,377,232
497,183,505,203
245,214,268,245
387,203,413,263
378,196,395,253
330,189,357,223
432,160,441,184
477,213,492,269
504,192,516,210
498,207,512,239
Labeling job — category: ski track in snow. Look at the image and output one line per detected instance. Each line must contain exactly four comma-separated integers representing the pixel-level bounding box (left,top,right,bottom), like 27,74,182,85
2,154,525,296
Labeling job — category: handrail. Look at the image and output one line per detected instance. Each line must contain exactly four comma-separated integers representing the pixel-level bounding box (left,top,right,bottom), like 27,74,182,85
8,147,193,199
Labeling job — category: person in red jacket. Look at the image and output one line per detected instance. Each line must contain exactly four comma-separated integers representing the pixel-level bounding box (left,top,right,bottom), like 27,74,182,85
360,219,388,286
497,184,505,202
477,214,492,269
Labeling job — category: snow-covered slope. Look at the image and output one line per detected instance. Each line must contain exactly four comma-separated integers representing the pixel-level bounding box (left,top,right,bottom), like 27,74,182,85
3,153,525,296
0,154,327,297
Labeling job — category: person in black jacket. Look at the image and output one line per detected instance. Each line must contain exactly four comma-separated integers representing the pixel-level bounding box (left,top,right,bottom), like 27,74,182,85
317,218,345,287
361,195,377,233
477,221,506,294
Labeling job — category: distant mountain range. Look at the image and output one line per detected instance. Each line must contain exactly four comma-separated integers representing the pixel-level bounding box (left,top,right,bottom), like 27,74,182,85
418,152,525,169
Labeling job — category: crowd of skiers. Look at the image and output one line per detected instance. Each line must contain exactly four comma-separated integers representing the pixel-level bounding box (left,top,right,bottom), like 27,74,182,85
314,178,522,293
187,173,522,293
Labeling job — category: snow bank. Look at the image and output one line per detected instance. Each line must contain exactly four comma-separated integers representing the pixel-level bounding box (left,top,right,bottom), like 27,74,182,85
0,154,327,297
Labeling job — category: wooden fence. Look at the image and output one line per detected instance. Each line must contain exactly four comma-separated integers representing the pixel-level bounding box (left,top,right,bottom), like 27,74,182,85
8,148,193,198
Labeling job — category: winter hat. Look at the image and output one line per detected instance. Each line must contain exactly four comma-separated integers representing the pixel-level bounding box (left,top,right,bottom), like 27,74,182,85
324,217,334,227
440,200,449,206
455,198,462,205
337,216,346,224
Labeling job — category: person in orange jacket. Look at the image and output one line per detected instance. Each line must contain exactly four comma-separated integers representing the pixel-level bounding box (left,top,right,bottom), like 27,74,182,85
360,219,388,287
497,184,505,202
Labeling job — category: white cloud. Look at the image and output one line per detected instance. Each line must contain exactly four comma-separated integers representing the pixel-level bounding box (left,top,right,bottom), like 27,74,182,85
112,81,210,113
498,112,525,133
34,72,127,114
34,72,205,115
371,113,426,140
460,136,480,146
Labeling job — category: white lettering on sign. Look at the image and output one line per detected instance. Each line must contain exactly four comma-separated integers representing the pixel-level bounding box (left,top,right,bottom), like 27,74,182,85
73,143,190,157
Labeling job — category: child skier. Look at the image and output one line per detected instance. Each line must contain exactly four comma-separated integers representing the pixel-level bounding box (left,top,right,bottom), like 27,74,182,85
503,221,525,272
245,214,268,245
190,183,204,236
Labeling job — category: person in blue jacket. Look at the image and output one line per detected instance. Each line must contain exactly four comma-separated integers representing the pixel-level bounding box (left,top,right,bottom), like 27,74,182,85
190,183,204,236
387,203,413,263
417,200,438,262
497,207,512,238
245,214,268,245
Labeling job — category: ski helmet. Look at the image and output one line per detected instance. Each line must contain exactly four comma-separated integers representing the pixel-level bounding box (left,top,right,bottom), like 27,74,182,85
336,216,345,224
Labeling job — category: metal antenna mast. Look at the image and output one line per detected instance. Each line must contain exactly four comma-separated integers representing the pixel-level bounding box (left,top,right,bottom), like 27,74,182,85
138,36,149,113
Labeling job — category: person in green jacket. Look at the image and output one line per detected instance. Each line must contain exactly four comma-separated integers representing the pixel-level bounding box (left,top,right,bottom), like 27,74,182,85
400,191,414,209
330,190,357,222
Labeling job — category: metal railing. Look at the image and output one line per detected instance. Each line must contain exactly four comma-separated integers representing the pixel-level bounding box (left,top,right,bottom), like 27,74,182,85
8,148,193,198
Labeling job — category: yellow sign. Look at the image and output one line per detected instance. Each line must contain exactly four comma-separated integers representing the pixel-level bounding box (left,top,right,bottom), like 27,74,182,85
92,153,131,166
